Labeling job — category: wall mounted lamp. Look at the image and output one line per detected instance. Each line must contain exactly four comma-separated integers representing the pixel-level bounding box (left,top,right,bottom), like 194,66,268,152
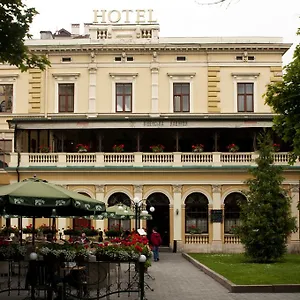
176,209,179,215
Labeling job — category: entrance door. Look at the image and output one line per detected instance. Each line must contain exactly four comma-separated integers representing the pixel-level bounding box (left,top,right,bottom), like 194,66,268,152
146,193,170,246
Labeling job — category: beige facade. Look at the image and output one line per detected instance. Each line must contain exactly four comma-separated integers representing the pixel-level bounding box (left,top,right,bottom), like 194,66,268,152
0,20,299,252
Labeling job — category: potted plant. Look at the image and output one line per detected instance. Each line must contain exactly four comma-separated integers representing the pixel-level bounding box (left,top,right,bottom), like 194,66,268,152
112,144,125,152
22,224,38,234
0,226,19,236
273,143,280,152
226,143,239,152
82,226,99,237
191,144,204,152
38,224,57,235
63,227,81,236
149,144,165,153
76,144,89,153
187,225,202,234
39,145,51,153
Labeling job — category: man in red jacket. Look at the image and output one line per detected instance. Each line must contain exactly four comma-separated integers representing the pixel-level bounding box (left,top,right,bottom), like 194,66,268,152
150,227,162,261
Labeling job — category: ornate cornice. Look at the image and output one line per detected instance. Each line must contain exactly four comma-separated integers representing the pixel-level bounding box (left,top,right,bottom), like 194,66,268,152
29,44,291,54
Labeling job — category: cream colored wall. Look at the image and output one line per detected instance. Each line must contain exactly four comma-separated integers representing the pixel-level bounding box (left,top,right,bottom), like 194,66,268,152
219,66,273,113
0,47,285,117
97,67,152,113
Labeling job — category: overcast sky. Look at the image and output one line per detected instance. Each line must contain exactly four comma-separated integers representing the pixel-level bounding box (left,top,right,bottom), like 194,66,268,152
25,0,299,65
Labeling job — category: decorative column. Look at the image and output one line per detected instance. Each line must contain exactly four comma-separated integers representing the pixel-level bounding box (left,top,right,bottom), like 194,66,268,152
172,185,182,247
290,184,300,247
88,59,97,114
150,56,159,114
134,185,143,230
95,185,105,231
211,184,223,251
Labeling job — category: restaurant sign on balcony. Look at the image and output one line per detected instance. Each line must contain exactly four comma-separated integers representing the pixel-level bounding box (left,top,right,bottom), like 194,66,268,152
211,209,223,223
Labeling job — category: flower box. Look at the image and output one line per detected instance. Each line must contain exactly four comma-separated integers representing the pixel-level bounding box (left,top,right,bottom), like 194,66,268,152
227,143,239,152
112,144,125,152
39,145,51,153
76,144,89,153
192,144,204,152
149,144,165,152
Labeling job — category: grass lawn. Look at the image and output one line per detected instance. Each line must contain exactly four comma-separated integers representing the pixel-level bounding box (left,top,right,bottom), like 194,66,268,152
189,253,300,285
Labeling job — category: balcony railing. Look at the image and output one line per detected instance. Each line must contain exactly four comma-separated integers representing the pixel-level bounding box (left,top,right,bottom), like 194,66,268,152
185,234,209,244
7,152,295,168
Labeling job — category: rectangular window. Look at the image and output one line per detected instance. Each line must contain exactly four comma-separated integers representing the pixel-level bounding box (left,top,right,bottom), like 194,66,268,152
173,83,190,112
237,83,254,112
116,83,132,112
0,84,13,113
176,56,186,61
58,83,74,112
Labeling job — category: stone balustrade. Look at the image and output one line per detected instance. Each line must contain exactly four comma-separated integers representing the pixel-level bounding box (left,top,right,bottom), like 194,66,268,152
6,152,294,168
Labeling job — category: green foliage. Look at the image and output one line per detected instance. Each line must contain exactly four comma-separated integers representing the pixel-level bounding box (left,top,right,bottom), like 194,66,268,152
0,0,50,71
265,27,300,163
235,132,297,263
189,253,300,285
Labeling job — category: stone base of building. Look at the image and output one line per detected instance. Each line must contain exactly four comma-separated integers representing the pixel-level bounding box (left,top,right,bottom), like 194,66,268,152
287,241,300,253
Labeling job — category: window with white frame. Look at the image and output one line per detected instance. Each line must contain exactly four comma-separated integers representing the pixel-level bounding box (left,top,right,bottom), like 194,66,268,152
167,73,195,113
173,83,190,112
52,73,80,113
109,73,137,113
237,83,254,112
232,73,259,113
116,83,132,112
58,83,74,112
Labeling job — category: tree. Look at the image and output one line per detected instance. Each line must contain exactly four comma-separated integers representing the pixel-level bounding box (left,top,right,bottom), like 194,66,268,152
235,132,297,263
0,0,49,71
265,28,300,163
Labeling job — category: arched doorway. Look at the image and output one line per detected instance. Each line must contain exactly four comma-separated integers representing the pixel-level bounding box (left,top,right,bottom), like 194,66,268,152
146,193,170,246
185,193,209,234
107,192,131,231
224,192,247,233
73,192,91,229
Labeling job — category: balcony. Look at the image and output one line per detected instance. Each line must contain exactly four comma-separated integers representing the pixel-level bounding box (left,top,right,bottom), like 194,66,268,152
6,152,294,168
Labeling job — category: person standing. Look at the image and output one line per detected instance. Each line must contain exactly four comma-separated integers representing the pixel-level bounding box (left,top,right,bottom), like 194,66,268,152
150,227,162,262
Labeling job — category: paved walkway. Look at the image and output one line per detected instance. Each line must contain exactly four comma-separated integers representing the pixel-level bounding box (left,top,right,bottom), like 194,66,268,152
142,252,300,300
4,252,300,299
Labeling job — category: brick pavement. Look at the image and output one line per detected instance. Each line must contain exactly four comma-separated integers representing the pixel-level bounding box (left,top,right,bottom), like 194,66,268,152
3,252,300,300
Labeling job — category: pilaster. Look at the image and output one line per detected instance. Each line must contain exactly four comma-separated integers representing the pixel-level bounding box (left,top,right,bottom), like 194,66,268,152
211,184,222,250
150,61,159,114
172,185,182,241
88,64,97,114
95,185,105,230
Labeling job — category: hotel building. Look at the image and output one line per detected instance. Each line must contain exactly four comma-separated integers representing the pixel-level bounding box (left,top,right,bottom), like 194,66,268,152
0,11,299,252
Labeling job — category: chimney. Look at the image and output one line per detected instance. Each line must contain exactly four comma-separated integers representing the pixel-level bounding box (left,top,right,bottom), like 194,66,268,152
84,23,90,36
40,31,53,40
71,23,80,36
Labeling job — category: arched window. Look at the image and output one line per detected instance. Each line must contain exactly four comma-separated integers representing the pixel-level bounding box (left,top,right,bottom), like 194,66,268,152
224,192,247,234
73,192,91,229
185,193,209,234
107,193,131,231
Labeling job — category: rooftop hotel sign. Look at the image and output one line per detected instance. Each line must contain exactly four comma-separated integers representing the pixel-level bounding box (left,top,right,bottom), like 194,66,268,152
93,9,157,24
